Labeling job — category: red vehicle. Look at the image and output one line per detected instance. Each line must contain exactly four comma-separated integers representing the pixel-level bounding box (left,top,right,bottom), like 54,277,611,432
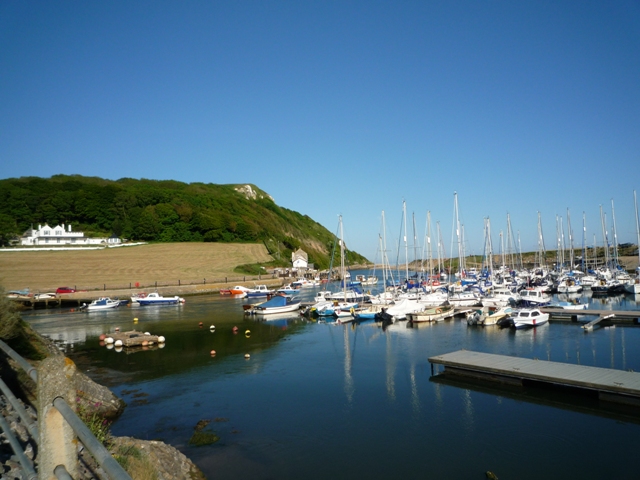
56,287,76,294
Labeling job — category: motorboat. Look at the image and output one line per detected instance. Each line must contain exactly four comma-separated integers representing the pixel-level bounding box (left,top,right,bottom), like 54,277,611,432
136,292,185,305
511,308,549,329
519,288,551,306
407,304,454,323
547,300,588,310
229,285,252,295
245,285,275,297
250,294,301,316
84,297,120,311
466,305,514,326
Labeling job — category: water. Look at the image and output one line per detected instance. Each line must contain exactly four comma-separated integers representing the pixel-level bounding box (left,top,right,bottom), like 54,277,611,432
23,287,640,480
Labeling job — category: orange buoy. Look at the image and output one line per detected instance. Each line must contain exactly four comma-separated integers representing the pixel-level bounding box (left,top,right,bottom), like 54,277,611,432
210,350,216,356
99,334,106,341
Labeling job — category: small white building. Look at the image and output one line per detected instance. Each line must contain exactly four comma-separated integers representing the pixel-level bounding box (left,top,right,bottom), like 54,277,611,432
20,223,121,246
292,248,308,269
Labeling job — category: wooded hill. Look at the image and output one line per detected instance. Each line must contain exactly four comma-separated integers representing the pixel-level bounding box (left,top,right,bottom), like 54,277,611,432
0,175,369,270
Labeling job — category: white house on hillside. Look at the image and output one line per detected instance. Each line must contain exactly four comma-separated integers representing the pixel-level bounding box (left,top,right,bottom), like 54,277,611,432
292,248,308,269
20,224,121,246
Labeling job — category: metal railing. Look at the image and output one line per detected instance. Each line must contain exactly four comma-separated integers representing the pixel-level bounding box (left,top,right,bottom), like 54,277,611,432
0,339,131,480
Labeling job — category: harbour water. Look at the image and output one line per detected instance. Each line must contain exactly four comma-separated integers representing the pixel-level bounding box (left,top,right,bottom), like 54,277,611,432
23,286,640,480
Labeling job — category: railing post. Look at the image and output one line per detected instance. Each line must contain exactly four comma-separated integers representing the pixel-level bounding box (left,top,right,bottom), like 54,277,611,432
37,356,79,480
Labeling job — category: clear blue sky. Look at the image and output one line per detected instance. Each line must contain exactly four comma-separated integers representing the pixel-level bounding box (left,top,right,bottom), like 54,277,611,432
2,1,639,262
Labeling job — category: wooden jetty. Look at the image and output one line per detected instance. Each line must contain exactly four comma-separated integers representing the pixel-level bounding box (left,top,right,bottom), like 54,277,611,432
429,350,640,407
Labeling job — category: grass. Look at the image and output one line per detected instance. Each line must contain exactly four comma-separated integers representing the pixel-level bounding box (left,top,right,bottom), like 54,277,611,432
0,242,274,292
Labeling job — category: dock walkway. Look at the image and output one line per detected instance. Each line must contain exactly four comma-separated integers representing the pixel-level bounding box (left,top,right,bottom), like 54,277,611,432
429,350,640,406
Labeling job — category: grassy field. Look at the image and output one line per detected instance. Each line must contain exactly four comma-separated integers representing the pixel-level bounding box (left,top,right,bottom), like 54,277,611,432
0,243,274,292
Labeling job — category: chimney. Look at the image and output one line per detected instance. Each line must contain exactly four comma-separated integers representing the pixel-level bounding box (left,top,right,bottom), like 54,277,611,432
68,224,72,232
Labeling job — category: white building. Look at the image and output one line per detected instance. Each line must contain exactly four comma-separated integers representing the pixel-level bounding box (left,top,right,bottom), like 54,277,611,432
291,248,308,269
20,223,121,246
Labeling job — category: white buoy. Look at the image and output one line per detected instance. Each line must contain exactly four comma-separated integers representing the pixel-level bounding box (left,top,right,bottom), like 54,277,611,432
244,353,251,359
158,336,165,343
105,337,114,344
106,344,114,350
115,346,123,353
209,325,215,330
114,339,123,347
144,332,150,335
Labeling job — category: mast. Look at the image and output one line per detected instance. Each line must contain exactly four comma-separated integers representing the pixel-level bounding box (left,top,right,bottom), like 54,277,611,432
567,208,574,271
339,215,346,299
611,198,620,268
426,211,433,280
537,212,547,270
403,200,409,282
635,190,640,269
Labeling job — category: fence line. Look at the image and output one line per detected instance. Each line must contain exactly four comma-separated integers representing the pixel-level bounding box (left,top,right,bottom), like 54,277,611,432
0,339,131,480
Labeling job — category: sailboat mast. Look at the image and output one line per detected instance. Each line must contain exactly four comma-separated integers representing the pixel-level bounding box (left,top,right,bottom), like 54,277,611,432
339,215,346,298
403,200,409,282
567,208,574,271
611,198,620,268
427,211,433,280
634,190,640,268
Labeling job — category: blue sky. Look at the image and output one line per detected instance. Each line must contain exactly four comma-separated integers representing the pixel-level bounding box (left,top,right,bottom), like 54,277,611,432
2,1,639,261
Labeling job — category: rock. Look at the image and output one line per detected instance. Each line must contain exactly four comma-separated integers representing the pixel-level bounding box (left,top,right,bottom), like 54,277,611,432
111,436,206,480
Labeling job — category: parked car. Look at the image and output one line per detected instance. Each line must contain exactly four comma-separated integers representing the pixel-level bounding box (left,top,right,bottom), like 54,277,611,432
56,287,76,294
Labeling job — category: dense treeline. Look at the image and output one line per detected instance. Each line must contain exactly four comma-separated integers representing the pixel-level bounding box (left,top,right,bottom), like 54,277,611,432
0,175,368,269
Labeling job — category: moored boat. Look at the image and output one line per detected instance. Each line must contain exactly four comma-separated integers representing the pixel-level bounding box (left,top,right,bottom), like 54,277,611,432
407,304,454,323
136,292,185,305
511,308,549,329
84,297,121,311
251,294,301,316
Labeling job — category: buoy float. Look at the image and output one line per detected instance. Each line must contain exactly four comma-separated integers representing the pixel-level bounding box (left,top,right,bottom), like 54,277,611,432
158,336,165,343
141,340,148,347
232,326,238,331
115,346,123,353
105,337,114,344
199,322,203,328
244,353,250,359
114,340,123,347
210,350,216,356
144,332,150,335
99,334,106,341
106,344,114,350
245,329,250,335
209,325,215,330
115,327,120,332
133,318,138,323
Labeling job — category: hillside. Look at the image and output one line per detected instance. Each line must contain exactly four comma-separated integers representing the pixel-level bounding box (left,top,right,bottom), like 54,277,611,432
0,175,369,269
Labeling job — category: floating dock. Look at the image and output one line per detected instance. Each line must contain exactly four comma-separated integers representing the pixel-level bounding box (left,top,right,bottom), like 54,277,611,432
429,350,640,407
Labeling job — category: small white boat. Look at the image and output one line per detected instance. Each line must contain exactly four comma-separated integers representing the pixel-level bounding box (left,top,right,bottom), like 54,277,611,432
245,285,275,297
251,294,301,316
511,308,549,329
136,292,185,306
85,297,121,311
547,301,588,310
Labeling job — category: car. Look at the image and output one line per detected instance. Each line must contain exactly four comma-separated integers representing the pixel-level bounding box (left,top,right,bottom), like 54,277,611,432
56,287,76,294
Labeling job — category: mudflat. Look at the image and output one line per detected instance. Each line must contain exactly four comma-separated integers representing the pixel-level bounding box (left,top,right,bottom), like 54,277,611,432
0,243,273,292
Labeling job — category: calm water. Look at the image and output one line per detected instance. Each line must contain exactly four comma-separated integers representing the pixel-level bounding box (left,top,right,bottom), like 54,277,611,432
23,286,640,480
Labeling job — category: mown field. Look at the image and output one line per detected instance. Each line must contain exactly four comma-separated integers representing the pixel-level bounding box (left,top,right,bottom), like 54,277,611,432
0,243,274,292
